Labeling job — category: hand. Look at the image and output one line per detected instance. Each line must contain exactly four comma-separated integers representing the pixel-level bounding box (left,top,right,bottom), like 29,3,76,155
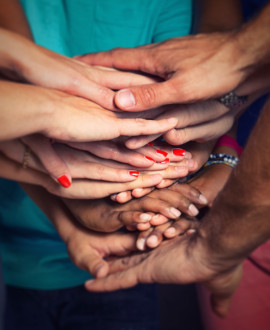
21,183,138,279
0,139,151,187
136,216,198,250
125,101,241,148
85,233,243,318
1,28,156,110
0,81,177,142
76,32,250,110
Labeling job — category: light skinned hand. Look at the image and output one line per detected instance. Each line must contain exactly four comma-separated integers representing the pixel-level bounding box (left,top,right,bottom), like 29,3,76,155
0,81,178,142
0,151,167,199
0,140,154,187
0,28,157,110
75,31,250,110
125,99,254,148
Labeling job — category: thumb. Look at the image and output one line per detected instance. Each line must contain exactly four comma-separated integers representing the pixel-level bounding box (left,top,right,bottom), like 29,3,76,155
75,249,109,279
115,80,183,111
210,292,234,318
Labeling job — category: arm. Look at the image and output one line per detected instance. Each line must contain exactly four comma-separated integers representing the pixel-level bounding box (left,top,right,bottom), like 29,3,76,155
85,98,270,317
79,3,270,110
0,0,32,38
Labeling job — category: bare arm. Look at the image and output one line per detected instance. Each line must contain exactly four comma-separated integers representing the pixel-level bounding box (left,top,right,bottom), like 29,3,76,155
0,0,32,39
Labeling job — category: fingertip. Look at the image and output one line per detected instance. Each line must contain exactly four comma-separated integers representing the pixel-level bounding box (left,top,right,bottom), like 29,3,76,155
94,263,109,279
57,174,71,188
115,89,136,110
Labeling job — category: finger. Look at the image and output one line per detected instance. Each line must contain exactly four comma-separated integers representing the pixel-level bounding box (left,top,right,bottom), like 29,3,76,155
146,222,172,248
94,67,157,90
85,267,140,292
164,218,198,238
75,47,154,73
135,196,182,220
169,183,208,206
125,134,162,149
111,191,133,203
131,187,154,198
69,247,109,278
0,139,43,171
68,161,141,183
156,179,176,189
22,135,72,188
67,141,160,167
114,80,186,111
118,117,178,137
136,227,154,251
49,174,164,199
163,114,234,145
119,211,152,227
149,189,199,217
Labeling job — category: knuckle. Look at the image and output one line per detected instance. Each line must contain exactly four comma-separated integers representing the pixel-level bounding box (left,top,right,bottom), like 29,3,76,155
137,86,157,108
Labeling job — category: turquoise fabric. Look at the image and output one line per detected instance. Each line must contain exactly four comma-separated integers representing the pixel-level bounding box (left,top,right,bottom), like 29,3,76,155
0,0,192,289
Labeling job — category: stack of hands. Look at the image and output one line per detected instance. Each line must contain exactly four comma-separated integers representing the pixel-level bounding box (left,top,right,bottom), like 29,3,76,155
1,2,270,317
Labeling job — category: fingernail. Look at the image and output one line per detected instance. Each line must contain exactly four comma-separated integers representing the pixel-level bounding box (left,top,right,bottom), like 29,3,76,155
188,204,199,216
85,279,94,286
117,89,135,108
110,194,117,201
187,229,196,236
199,194,208,205
139,213,152,222
167,207,181,218
165,227,176,236
160,158,170,164
156,150,168,157
147,235,158,247
137,238,146,251
145,156,156,163
173,149,186,156
57,175,71,188
148,142,154,146
129,170,140,177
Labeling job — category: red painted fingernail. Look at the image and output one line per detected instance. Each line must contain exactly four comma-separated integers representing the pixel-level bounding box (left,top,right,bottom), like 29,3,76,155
156,150,168,157
148,142,154,146
145,156,156,162
129,170,140,177
57,175,71,188
173,149,186,156
160,158,170,164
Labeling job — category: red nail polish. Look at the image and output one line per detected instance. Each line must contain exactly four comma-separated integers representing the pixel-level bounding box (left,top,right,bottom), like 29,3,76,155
160,158,170,164
173,149,186,156
57,175,71,188
145,156,156,162
148,142,154,146
129,170,140,177
156,150,168,157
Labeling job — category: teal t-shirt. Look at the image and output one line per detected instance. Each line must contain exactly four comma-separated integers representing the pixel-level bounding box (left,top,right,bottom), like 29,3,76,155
0,0,192,289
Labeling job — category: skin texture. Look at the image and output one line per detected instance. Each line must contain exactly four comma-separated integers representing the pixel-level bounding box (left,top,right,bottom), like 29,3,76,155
85,98,270,318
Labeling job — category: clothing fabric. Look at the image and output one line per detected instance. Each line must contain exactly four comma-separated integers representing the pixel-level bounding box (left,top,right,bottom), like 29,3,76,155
0,0,192,290
4,284,159,330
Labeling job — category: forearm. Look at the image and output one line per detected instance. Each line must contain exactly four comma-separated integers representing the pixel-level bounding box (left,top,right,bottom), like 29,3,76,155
236,3,270,76
21,183,76,243
0,0,32,39
199,97,270,262
0,81,52,140
198,0,243,33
